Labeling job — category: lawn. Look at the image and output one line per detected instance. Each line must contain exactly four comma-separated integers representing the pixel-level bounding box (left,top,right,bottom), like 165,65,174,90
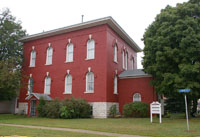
0,114,200,137
0,125,110,137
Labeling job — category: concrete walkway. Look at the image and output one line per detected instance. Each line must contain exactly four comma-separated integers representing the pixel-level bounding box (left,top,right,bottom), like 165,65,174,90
0,123,148,137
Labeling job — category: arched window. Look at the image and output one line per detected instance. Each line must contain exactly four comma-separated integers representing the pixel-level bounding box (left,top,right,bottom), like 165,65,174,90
86,72,94,93
65,74,72,94
44,76,51,94
132,57,134,70
114,44,117,62
122,50,125,69
125,52,128,70
114,75,118,94
30,50,36,67
87,39,95,59
46,46,53,65
28,77,34,94
66,43,74,62
133,93,141,102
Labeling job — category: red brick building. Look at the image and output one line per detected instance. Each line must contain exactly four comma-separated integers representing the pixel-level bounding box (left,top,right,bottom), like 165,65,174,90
18,17,157,118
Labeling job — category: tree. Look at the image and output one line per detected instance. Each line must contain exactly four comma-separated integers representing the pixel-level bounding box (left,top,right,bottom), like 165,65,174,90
142,1,200,114
0,8,26,100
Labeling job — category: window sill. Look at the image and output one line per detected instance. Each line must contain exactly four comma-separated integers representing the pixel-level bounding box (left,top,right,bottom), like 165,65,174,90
29,66,35,68
113,61,118,64
114,93,118,95
45,64,52,66
63,92,72,94
44,93,50,95
84,91,94,94
65,61,73,63
85,58,94,61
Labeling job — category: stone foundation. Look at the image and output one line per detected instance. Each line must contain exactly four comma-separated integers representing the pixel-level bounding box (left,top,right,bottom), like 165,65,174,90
90,102,119,118
18,102,28,114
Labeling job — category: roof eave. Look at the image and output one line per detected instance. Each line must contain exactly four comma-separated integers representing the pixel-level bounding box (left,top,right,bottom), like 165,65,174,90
20,16,142,52
119,75,152,79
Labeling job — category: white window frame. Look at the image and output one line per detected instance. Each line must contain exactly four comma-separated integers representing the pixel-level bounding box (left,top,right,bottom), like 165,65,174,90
114,44,117,63
46,47,53,65
64,74,72,94
30,50,36,67
85,72,94,93
28,78,33,94
86,39,95,60
122,50,125,69
114,75,118,94
132,57,134,70
133,93,141,102
125,52,128,70
66,43,74,62
44,76,51,94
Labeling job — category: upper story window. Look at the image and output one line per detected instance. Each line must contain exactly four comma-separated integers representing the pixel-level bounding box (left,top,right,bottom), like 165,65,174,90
114,75,118,94
46,44,53,65
28,77,33,94
86,72,94,93
114,44,117,63
66,43,74,62
87,39,95,60
44,75,51,94
132,57,135,70
125,52,128,70
64,74,72,94
30,49,36,67
133,93,141,102
122,50,125,69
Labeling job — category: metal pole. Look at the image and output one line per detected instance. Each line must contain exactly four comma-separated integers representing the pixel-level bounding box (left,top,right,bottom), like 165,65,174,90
185,94,189,131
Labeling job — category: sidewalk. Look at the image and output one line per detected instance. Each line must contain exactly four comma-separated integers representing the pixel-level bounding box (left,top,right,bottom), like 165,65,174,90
0,123,148,137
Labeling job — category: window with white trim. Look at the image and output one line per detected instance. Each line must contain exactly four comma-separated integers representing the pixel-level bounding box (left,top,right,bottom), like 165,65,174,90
122,50,125,69
114,75,118,94
133,93,141,102
46,46,53,65
87,40,95,59
64,74,72,94
66,43,74,62
28,77,33,94
44,76,51,94
125,52,128,70
114,44,117,62
132,57,134,70
86,72,94,93
30,50,36,67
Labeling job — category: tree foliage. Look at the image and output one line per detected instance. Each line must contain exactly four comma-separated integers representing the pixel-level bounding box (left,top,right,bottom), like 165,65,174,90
0,8,26,100
143,1,200,113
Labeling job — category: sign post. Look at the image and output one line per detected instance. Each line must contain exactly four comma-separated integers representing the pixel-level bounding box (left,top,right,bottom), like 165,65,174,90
150,101,162,123
179,89,191,132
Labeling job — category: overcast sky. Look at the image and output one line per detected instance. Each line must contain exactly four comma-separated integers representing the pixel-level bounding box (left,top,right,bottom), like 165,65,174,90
1,0,188,68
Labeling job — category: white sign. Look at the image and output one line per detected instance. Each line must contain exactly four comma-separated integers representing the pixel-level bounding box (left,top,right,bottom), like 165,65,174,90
150,101,162,123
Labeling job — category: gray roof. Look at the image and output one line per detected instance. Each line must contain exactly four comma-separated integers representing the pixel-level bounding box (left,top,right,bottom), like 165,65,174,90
20,16,142,52
25,93,52,100
118,69,151,79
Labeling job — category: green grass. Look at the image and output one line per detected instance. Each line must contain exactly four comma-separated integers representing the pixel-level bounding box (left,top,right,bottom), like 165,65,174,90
0,114,200,137
0,125,110,137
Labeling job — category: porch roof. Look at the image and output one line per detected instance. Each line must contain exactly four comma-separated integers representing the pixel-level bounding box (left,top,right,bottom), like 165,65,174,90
25,93,52,100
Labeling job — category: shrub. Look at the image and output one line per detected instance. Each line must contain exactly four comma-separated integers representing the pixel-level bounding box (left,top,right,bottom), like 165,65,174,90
37,97,47,117
60,98,91,118
45,99,61,118
37,97,91,119
123,102,149,118
109,104,117,118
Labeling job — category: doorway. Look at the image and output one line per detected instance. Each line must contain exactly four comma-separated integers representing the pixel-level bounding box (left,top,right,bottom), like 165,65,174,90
30,100,36,116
